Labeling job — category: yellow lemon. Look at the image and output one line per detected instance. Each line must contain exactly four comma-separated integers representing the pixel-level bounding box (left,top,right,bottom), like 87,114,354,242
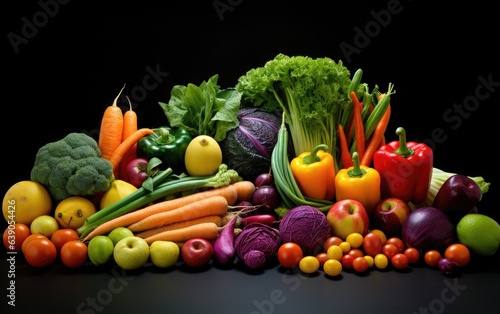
54,196,97,230
184,135,222,176
2,180,53,226
99,179,137,209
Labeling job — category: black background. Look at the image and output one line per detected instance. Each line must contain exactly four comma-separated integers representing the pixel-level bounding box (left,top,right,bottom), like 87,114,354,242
2,1,499,313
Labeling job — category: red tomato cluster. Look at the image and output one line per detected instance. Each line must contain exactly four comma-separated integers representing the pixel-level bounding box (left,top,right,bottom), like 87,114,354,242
3,223,88,269
277,229,471,277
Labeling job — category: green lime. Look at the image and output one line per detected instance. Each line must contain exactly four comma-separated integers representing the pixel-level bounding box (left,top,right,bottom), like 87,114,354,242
456,213,500,256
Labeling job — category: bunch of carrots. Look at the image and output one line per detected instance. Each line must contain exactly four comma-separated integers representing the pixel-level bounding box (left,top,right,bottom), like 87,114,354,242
98,84,154,179
337,76,395,170
81,180,256,246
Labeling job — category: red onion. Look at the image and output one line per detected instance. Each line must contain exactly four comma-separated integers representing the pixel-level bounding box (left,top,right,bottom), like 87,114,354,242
252,185,280,211
254,172,274,187
401,207,455,252
438,258,459,277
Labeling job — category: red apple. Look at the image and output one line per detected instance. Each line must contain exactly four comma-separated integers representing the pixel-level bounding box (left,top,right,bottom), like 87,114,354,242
181,238,214,268
326,199,370,240
123,158,149,188
371,197,411,238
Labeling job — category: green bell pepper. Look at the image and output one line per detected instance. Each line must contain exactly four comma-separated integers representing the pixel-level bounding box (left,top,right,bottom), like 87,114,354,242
137,126,192,174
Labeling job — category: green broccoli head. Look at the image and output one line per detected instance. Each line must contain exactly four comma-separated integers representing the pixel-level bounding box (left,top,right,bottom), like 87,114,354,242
30,132,114,201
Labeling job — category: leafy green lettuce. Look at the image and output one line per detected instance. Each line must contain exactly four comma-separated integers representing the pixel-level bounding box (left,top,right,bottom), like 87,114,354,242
159,74,241,142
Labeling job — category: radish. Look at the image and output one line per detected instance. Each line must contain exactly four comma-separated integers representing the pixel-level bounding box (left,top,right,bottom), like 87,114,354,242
213,214,238,266
239,214,276,227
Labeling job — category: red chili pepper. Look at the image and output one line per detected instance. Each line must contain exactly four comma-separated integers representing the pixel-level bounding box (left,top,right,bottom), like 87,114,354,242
373,127,433,204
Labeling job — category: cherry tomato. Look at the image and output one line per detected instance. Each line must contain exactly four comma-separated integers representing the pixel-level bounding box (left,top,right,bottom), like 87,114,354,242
326,245,343,261
348,248,364,258
3,223,31,252
23,237,57,268
323,259,342,276
315,252,329,268
352,256,369,273
346,232,364,249
363,232,383,257
444,243,471,267
404,247,420,264
278,242,303,268
51,228,80,252
386,237,405,253
374,253,389,269
391,253,409,270
369,229,387,245
22,234,48,255
323,236,343,252
299,256,320,274
60,240,88,268
424,250,442,267
382,243,399,259
341,254,355,269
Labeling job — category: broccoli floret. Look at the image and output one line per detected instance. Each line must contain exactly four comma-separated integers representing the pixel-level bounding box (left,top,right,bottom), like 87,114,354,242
30,132,114,201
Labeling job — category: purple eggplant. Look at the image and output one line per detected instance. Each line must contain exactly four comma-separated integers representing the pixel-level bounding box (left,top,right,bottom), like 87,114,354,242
213,214,238,266
433,174,481,213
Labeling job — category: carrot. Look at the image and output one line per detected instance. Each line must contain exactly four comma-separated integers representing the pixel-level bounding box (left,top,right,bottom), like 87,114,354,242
338,124,353,169
99,84,125,160
361,104,391,167
81,184,238,241
350,91,365,159
231,180,256,202
118,96,139,179
108,128,154,176
127,195,229,233
134,215,223,239
142,222,220,245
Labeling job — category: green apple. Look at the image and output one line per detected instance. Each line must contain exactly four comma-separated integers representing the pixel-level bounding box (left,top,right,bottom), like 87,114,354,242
149,240,180,268
30,215,60,238
113,236,150,270
107,227,134,246
87,235,114,266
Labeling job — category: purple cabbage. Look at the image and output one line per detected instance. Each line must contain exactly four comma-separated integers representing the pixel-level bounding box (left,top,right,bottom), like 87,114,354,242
279,205,332,255
235,222,282,269
221,108,281,182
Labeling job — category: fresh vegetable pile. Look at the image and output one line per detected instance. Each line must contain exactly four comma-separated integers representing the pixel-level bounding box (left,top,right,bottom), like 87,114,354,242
2,53,498,278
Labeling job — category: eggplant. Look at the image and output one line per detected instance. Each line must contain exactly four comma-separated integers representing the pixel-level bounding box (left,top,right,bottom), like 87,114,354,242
432,174,481,213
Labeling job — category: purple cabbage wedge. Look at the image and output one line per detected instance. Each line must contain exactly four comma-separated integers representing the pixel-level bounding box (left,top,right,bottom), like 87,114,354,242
220,108,281,182
235,222,282,269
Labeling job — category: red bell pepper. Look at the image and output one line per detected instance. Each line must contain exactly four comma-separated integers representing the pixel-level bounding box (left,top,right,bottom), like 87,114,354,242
373,127,433,204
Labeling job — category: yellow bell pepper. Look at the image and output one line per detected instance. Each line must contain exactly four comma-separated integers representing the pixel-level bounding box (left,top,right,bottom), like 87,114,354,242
290,144,336,201
335,152,381,216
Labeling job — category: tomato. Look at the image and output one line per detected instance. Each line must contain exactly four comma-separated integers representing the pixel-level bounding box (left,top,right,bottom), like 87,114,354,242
299,256,320,274
339,241,351,254
323,236,343,252
391,253,409,270
404,247,420,264
277,242,303,268
386,237,405,253
346,232,364,249
323,259,342,276
381,243,399,259
374,253,389,269
51,228,80,252
348,248,364,258
21,234,48,255
326,245,343,261
369,229,387,245
341,254,355,269
364,255,374,268
315,252,329,268
23,237,57,268
3,223,31,252
424,250,442,267
352,256,369,273
60,240,88,268
444,243,471,267
363,232,383,257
